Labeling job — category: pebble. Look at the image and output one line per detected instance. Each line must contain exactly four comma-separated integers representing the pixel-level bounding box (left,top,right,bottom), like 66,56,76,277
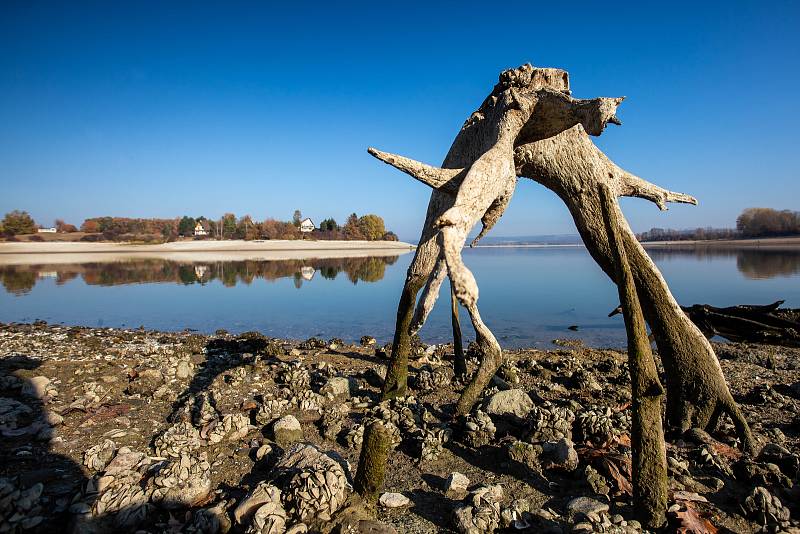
445,472,470,500
566,496,609,520
272,415,303,445
379,492,410,508
484,389,534,418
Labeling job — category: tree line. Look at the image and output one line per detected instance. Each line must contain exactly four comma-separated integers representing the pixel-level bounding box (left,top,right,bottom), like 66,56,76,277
1,209,398,243
637,207,800,242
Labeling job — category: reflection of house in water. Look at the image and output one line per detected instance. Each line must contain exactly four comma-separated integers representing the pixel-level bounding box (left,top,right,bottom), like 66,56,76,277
300,266,315,281
194,265,210,280
37,271,58,278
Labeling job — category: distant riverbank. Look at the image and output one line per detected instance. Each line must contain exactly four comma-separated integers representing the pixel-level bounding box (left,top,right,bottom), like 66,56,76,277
0,239,415,265
640,236,800,248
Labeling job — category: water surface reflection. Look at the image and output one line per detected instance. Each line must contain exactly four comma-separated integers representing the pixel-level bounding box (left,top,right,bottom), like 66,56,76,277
0,256,399,296
646,246,800,279
1,247,798,348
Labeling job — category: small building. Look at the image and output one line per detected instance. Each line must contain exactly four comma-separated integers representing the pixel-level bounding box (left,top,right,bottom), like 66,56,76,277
194,222,208,237
299,218,315,233
37,227,57,233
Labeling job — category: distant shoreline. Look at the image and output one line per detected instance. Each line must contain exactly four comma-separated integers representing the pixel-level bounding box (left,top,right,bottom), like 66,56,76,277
639,236,800,248
473,236,800,249
0,239,416,265
0,239,415,254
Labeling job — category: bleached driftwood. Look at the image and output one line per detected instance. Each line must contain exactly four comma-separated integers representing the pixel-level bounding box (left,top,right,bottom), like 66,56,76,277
515,126,754,453
370,64,624,415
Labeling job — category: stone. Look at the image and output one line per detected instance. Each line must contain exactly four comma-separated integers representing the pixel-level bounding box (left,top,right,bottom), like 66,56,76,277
541,438,578,471
363,367,386,387
444,472,470,500
126,368,164,396
321,377,352,398
484,389,533,419
379,492,410,508
175,360,192,379
566,497,609,521
272,415,303,445
507,440,540,473
23,376,51,398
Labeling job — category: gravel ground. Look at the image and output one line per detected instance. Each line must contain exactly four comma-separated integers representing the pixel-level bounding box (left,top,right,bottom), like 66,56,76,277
0,322,798,533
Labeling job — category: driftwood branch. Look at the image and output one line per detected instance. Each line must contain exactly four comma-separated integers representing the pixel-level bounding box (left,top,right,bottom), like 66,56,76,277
367,148,463,194
374,64,627,414
682,301,800,347
600,184,668,529
515,125,755,453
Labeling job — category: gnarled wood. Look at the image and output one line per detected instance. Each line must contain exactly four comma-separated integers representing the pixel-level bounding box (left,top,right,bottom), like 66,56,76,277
372,64,623,415
682,300,800,346
600,184,668,528
515,126,755,453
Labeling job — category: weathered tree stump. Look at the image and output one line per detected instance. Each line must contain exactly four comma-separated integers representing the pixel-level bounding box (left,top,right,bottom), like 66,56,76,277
369,62,754,454
450,281,467,378
514,127,755,453
353,421,392,504
371,64,623,415
600,184,668,528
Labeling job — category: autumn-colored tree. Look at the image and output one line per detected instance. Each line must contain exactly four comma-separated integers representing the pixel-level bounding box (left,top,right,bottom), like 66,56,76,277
55,219,78,233
237,215,259,240
343,213,364,240
2,210,37,236
737,208,800,237
260,219,299,240
357,214,386,241
81,220,100,233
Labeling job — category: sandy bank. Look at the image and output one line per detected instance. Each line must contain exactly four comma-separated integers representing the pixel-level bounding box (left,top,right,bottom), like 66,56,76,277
0,239,415,265
641,236,800,248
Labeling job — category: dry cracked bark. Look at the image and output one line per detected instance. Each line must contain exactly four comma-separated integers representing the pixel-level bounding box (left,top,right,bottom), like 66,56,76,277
600,183,668,528
369,63,754,454
515,126,755,453
370,64,624,415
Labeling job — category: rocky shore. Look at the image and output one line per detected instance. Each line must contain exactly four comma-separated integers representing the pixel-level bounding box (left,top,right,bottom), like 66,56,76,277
1,322,798,533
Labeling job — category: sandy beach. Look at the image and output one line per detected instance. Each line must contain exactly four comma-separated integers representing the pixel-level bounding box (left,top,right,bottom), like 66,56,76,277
0,239,416,265
640,236,800,248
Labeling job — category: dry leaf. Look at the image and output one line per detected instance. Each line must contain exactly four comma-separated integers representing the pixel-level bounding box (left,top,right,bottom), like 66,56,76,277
670,502,719,534
601,456,633,496
709,440,742,461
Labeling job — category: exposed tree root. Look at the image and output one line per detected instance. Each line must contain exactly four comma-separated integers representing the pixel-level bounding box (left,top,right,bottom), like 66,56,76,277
515,126,755,453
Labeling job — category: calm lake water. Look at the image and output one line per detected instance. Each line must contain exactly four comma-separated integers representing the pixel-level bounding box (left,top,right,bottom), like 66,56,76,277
1,247,798,348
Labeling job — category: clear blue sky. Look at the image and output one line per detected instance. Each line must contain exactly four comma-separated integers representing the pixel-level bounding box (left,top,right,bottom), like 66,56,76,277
1,1,798,241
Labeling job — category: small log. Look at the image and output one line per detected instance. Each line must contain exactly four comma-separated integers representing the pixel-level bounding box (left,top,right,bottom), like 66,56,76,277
599,183,668,529
353,421,392,504
681,301,800,347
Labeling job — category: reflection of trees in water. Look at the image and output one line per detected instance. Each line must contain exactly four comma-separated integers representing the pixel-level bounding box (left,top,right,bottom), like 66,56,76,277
0,270,37,295
647,247,800,279
737,250,800,279
0,256,400,294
